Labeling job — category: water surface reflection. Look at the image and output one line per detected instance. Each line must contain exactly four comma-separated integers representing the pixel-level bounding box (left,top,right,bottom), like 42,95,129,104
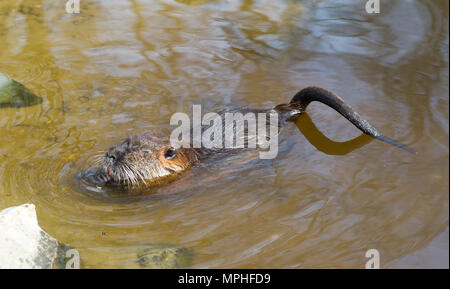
0,0,447,268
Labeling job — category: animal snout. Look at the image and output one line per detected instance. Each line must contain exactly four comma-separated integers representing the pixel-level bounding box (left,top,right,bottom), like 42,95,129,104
105,151,116,161
105,149,123,163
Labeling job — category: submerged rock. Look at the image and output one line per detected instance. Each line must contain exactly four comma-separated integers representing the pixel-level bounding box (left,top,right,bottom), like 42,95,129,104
0,204,72,269
0,73,42,108
137,245,193,268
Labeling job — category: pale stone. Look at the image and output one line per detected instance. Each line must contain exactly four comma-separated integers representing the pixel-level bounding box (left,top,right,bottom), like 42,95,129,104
0,72,41,107
0,204,69,269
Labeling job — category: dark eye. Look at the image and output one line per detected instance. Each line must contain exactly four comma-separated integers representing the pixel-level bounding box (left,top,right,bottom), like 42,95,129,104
164,147,177,160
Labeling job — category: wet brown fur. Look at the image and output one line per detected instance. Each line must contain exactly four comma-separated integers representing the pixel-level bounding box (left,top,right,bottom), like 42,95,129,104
101,86,414,188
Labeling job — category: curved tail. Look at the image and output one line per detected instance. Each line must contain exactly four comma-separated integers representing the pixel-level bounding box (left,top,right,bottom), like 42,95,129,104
289,86,416,154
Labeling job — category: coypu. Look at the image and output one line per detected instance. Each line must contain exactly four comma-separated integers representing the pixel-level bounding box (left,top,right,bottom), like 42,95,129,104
83,86,415,189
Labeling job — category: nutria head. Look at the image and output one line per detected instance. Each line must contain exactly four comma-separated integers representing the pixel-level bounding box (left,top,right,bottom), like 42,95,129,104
103,132,198,186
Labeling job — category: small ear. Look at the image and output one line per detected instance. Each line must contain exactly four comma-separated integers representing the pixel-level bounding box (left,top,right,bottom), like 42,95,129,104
164,147,177,160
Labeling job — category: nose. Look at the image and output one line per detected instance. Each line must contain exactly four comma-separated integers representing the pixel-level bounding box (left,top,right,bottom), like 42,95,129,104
106,141,129,163
105,151,117,161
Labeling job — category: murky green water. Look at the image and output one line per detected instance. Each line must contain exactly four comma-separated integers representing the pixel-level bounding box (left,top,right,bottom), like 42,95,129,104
0,0,448,268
